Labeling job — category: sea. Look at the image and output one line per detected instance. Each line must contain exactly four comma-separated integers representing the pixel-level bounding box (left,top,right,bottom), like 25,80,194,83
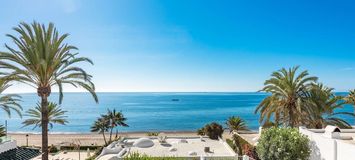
0,92,353,133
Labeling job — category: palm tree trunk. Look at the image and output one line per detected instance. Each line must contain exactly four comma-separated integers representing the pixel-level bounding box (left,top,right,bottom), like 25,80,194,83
102,132,107,145
41,96,49,160
109,127,113,143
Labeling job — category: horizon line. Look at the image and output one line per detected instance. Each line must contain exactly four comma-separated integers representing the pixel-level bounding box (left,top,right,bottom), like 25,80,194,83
2,91,351,94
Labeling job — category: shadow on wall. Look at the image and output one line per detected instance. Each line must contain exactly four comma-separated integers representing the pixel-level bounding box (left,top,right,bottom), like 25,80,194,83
309,141,322,160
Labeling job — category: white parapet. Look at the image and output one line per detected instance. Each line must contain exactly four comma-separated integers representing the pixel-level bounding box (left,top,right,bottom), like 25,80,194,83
0,140,17,154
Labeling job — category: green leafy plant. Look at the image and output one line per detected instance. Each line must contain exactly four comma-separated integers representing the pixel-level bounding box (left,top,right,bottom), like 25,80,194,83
255,66,318,127
256,127,310,160
0,79,22,118
147,132,159,136
22,102,68,130
91,109,128,145
49,144,59,153
0,21,98,160
198,122,223,140
0,125,5,137
196,128,205,136
226,116,248,133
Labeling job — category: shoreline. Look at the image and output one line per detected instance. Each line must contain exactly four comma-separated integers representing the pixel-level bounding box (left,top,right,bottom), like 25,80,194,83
9,131,237,147
6,129,259,135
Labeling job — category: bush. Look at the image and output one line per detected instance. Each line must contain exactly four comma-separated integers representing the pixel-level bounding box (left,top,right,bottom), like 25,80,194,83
147,132,159,136
256,127,310,160
196,128,205,136
49,145,59,153
198,122,223,140
0,125,5,137
243,144,259,160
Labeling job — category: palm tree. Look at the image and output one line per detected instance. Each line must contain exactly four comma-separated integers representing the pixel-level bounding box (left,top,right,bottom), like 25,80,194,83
103,109,128,142
0,22,98,160
91,117,110,145
0,79,22,118
344,89,355,105
0,125,5,137
22,102,68,130
255,66,318,127
344,89,355,110
306,84,355,128
226,116,248,133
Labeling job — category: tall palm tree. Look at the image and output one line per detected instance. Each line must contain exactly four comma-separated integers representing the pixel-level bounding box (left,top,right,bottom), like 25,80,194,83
91,117,110,145
255,66,318,127
22,102,68,130
226,116,248,133
0,22,98,160
307,84,355,128
0,79,22,118
104,109,128,142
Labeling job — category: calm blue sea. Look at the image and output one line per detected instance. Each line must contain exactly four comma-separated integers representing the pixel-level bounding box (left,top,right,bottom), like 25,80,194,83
0,92,353,133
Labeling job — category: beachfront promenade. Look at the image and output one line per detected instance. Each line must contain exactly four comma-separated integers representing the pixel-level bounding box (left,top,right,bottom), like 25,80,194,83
10,132,234,147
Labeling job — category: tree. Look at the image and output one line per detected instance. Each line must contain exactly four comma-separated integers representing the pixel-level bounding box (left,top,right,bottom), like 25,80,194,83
0,125,5,137
0,79,22,137
257,127,310,160
306,84,355,129
0,79,22,117
198,122,224,140
344,89,355,107
91,110,128,145
0,22,98,160
22,102,68,130
103,109,129,142
255,66,318,127
91,117,110,145
226,116,248,133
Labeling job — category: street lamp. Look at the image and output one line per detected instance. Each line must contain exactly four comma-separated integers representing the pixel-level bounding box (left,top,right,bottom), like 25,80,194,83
26,134,29,147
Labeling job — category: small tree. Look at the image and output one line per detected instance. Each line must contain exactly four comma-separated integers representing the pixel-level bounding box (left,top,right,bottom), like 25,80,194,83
256,127,310,160
226,116,248,133
91,109,128,145
22,102,68,130
91,117,110,145
198,122,223,140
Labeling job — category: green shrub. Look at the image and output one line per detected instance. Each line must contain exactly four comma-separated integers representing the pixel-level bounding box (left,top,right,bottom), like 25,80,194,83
198,122,223,140
0,125,5,137
196,128,205,136
256,127,310,160
147,132,160,136
227,134,256,157
49,145,59,153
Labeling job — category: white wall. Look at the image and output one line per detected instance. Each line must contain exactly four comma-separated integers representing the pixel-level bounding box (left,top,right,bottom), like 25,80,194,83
299,127,355,160
0,140,17,154
336,140,355,160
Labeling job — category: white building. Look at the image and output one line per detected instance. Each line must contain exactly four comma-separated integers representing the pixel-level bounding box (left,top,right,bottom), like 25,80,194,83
299,126,355,160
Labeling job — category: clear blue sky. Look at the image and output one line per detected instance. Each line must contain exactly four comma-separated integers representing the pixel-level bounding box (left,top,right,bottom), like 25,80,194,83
0,0,355,92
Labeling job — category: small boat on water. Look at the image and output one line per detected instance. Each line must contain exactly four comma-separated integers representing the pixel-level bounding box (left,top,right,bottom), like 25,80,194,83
171,99,179,101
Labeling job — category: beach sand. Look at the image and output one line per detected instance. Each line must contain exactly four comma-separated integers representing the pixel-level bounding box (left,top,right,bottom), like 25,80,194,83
9,131,234,147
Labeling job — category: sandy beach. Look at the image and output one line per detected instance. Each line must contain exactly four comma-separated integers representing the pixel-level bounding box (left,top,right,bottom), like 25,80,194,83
9,131,234,147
